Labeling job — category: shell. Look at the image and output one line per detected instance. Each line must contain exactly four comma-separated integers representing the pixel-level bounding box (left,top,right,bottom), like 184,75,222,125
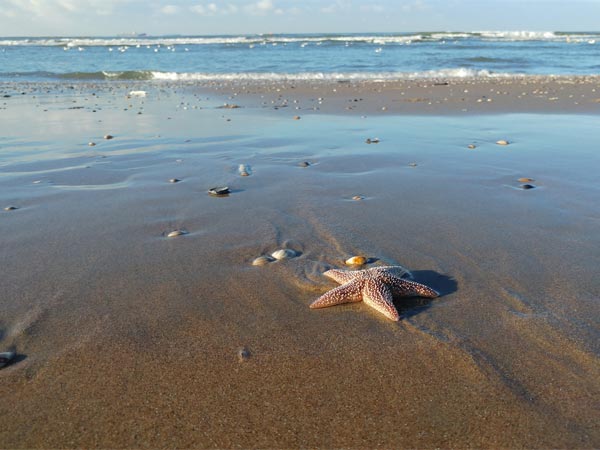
208,186,230,196
352,195,364,201
365,138,380,144
238,164,251,176
169,178,181,183
167,230,187,238
468,144,476,149
4,206,18,211
521,184,536,190
252,256,274,266
298,161,310,167
104,134,114,140
345,256,367,266
496,139,509,145
271,249,297,260
518,177,534,182
88,142,96,147
0,351,15,368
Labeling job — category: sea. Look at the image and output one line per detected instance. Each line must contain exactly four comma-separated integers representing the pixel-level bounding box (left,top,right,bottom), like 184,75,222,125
1,31,600,83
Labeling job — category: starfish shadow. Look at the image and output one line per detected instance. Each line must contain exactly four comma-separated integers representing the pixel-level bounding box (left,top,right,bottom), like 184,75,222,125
395,271,457,319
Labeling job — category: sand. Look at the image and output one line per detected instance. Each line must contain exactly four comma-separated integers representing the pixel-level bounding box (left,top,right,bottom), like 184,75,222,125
0,77,599,448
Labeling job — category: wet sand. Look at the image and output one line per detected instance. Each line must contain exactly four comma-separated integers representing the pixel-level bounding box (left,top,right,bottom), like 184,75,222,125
0,78,599,448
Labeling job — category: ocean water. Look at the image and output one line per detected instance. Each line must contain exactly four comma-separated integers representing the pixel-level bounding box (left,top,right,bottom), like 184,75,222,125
1,31,599,82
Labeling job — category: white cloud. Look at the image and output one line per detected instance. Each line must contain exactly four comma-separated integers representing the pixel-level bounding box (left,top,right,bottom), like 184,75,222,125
160,4,180,14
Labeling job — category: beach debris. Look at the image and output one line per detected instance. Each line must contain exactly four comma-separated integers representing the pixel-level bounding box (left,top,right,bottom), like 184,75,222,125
237,347,251,362
104,134,114,140
252,255,274,266
496,139,509,145
293,115,301,120
520,184,536,190
238,164,251,177
271,249,297,260
518,177,535,182
345,256,367,266
468,144,476,149
4,206,18,211
88,142,96,147
298,161,311,168
218,103,240,109
208,186,230,196
365,138,380,144
128,90,147,97
167,229,187,238
352,195,364,201
310,266,439,321
169,178,181,183
0,352,15,369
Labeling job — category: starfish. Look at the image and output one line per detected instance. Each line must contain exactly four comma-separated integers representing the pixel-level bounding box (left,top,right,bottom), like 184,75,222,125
310,265,439,321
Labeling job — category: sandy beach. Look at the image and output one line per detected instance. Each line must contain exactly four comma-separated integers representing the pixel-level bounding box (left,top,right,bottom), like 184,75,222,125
1,77,599,448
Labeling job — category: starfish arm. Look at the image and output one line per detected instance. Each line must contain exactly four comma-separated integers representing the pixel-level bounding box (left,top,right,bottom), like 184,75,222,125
371,265,412,279
362,279,400,321
323,269,359,284
310,281,363,309
388,277,439,298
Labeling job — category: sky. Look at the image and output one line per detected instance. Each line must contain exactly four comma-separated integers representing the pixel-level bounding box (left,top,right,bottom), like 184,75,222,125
1,0,599,36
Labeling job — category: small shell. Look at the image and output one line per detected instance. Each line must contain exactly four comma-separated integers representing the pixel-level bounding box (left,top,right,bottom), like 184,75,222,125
88,142,96,147
252,255,273,266
468,144,476,149
496,139,509,145
167,230,187,238
408,162,417,167
518,177,534,183
237,348,251,361
271,249,297,260
365,138,380,144
521,184,536,190
208,186,230,196
0,351,15,368
345,256,367,266
4,206,18,211
293,115,301,120
298,161,310,167
169,178,181,183
352,195,364,201
104,134,114,140
238,164,251,176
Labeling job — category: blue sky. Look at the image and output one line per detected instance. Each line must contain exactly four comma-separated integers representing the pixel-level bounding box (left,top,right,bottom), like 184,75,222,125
1,0,599,36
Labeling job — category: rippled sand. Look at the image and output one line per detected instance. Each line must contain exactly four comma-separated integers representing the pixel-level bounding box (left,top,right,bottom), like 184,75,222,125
0,81,599,448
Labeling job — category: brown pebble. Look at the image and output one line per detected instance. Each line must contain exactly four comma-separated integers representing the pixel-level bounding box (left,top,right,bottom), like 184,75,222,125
293,115,301,120
352,195,364,201
518,177,534,182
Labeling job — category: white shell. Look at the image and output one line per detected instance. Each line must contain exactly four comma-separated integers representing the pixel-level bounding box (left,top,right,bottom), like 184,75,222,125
271,249,297,260
496,139,509,145
252,256,273,266
167,230,186,238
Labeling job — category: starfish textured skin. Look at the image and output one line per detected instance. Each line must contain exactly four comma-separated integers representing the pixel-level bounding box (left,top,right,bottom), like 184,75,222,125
310,266,439,321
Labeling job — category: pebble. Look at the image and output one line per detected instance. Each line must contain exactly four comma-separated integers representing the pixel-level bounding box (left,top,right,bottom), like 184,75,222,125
408,162,418,167
521,184,536,190
518,177,534,182
129,90,147,97
293,115,301,120
238,348,251,362
352,195,364,201
468,144,476,149
4,206,18,211
365,138,380,144
167,230,187,238
104,134,114,140
0,352,15,369
208,186,230,196
496,139,509,145
345,256,367,266
252,255,274,266
169,178,181,183
88,142,96,147
298,161,310,167
271,249,297,260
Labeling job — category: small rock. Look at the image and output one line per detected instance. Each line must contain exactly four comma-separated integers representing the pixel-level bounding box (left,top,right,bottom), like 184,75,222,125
238,348,251,362
129,90,147,97
169,178,181,183
208,186,230,196
352,195,364,201
521,184,536,190
271,249,297,260
496,139,509,145
4,206,18,211
293,115,301,120
365,138,380,144
88,142,96,147
468,144,476,149
238,164,251,176
104,134,114,140
167,230,187,238
0,352,15,369
345,256,367,266
252,256,273,266
298,161,310,167
408,163,417,167
518,177,534,183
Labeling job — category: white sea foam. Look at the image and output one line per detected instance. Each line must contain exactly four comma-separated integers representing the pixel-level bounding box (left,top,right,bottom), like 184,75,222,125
150,68,509,82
